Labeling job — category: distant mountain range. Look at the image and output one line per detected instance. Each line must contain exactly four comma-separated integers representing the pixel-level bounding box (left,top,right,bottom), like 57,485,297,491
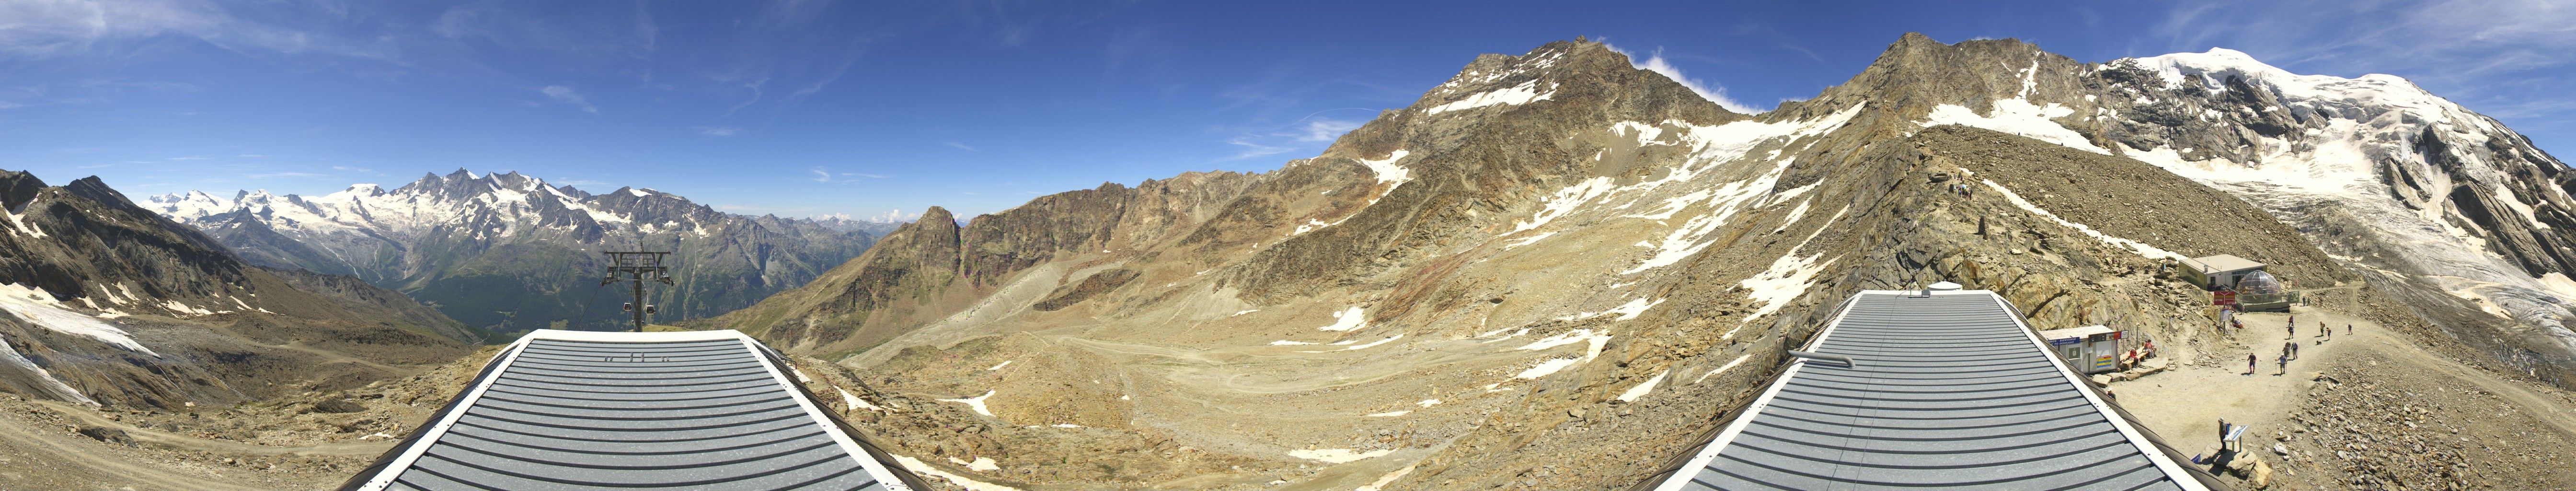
1,169,471,409
149,170,883,335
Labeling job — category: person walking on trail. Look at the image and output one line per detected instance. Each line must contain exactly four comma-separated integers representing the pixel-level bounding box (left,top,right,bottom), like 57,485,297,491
2288,321,2296,339
2291,341,2300,359
2277,354,2288,375
2247,353,2257,375
2347,323,2353,335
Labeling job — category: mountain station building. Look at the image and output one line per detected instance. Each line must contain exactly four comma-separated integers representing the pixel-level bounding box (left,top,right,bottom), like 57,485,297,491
2178,255,2266,291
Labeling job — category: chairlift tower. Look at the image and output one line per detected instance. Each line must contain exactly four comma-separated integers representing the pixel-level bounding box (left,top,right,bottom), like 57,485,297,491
600,251,674,332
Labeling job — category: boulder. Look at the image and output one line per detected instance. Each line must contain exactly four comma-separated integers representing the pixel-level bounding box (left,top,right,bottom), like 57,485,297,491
75,425,132,446
2250,458,2273,489
311,398,367,414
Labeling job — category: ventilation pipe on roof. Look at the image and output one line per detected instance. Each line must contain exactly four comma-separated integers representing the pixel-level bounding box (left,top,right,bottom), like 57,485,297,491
1788,351,1856,367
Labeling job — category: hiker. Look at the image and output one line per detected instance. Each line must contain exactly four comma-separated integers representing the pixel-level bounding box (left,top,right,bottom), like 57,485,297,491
2277,354,2288,375
2347,323,2353,335
2281,341,2292,361
2287,321,2295,339
2291,341,2299,359
2247,353,2257,374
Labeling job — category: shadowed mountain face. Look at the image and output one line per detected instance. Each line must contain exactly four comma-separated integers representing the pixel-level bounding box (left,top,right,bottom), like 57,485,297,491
148,171,878,335
678,35,2576,491
0,169,472,409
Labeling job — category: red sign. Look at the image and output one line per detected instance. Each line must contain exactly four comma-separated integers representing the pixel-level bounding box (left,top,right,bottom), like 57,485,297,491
2213,291,2238,306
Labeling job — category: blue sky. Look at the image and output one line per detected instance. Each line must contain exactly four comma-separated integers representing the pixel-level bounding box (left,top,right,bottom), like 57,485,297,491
2,0,2569,220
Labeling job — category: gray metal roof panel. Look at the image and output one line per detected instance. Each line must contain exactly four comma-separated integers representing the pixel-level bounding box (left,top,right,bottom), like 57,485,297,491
351,330,919,491
1654,291,2203,491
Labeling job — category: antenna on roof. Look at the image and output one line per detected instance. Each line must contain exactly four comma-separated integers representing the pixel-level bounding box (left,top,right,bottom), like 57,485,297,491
601,251,674,332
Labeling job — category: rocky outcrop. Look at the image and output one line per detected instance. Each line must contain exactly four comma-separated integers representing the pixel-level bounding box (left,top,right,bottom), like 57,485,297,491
707,169,1264,353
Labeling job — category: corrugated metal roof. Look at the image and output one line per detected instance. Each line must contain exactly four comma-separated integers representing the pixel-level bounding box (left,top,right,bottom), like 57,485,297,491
345,330,920,491
2039,325,2119,340
2185,255,2265,274
1653,291,2208,491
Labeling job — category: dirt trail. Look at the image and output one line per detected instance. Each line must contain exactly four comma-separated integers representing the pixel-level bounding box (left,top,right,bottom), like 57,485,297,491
2116,303,2576,489
0,396,296,491
30,400,394,456
2123,305,2576,442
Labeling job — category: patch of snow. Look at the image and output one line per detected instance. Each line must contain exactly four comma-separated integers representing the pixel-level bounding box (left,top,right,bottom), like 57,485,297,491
1049,423,1083,429
892,454,1023,491
1425,80,1556,115
1739,252,1836,324
1268,340,1319,346
1517,329,1611,362
1616,370,1669,402
0,336,93,405
161,300,211,316
1334,335,1402,351
1292,218,1336,235
0,283,156,355
1356,464,1418,491
1317,306,1369,331
838,387,886,412
1553,298,1664,323
1365,410,1412,417
1417,398,1441,407
986,360,1013,371
938,390,996,417
1920,99,2110,154
1232,309,1260,316
1979,179,2186,261
1693,354,1753,384
2,207,45,238
947,456,1003,472
1514,176,1617,233
1515,358,1580,379
1287,448,1393,464
1501,231,1556,249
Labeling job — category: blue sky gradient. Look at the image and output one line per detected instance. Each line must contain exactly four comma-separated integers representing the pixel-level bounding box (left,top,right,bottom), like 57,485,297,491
2,0,2568,220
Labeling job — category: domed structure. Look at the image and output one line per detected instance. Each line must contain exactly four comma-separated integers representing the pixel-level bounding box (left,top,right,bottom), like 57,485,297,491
2235,270,2290,311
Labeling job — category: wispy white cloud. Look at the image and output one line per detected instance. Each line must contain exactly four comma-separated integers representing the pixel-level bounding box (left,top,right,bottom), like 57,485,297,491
0,0,399,61
1295,117,1362,142
697,126,742,136
1599,42,1763,114
1220,113,1369,161
942,141,978,152
808,166,881,183
540,85,597,113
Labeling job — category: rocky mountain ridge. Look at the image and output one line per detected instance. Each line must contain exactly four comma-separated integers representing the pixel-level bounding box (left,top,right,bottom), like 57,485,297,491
681,34,2576,491
149,170,879,335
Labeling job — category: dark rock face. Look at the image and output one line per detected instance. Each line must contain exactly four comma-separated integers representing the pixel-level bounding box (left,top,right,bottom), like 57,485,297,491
149,171,878,334
0,169,471,409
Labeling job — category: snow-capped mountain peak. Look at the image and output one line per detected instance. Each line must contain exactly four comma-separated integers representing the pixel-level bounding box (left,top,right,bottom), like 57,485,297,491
143,169,879,332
